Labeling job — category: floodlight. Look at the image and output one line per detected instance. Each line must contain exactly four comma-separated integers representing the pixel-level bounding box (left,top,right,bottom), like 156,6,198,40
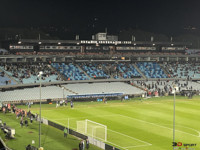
39,71,43,75
38,71,43,77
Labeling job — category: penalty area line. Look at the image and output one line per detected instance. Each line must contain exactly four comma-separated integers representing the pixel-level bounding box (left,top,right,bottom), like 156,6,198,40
118,114,200,138
124,144,152,148
108,129,152,146
53,114,121,121
105,141,128,150
106,139,151,150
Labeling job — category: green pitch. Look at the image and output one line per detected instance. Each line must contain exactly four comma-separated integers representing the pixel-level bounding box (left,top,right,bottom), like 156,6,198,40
20,96,200,150
0,109,102,150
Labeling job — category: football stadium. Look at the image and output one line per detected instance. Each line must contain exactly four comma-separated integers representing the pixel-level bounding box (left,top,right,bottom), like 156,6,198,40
1,1,200,150
0,32,200,150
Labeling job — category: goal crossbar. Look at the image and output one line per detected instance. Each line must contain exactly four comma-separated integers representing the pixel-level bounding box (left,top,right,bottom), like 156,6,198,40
77,119,107,142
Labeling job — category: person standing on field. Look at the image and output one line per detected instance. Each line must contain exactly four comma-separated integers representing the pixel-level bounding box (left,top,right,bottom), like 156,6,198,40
70,100,73,108
64,127,68,138
86,138,89,149
82,140,85,150
79,140,82,150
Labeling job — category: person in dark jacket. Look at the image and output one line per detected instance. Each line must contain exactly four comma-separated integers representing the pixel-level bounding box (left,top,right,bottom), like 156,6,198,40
86,138,89,149
26,144,31,150
79,140,82,150
70,100,73,108
25,119,28,127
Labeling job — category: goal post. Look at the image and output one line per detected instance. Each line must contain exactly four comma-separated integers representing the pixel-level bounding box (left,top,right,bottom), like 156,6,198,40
86,119,107,142
76,119,107,142
77,120,85,133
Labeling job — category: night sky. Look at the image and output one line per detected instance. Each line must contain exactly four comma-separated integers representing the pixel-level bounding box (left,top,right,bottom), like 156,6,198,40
0,0,200,35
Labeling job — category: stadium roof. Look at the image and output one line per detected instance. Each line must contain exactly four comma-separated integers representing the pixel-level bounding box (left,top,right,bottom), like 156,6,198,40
17,39,191,46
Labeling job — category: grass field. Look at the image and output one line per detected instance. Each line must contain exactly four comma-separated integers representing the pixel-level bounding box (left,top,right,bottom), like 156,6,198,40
18,95,199,150
0,110,102,150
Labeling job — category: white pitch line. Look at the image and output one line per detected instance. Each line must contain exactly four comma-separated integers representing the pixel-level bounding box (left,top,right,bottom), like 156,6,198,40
180,126,200,137
162,124,200,137
118,114,200,138
53,114,120,121
124,144,152,148
106,141,128,150
177,125,200,137
108,129,152,146
53,118,69,121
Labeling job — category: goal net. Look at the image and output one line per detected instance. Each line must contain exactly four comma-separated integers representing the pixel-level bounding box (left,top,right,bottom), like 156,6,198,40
77,119,107,141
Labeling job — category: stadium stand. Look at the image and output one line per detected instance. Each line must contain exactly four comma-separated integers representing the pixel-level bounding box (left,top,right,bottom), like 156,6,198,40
136,62,167,78
133,80,200,96
117,63,141,79
0,69,16,86
78,63,110,79
0,38,198,102
0,82,145,102
0,63,62,84
167,62,200,79
0,86,68,101
63,82,144,95
0,74,16,86
51,63,90,81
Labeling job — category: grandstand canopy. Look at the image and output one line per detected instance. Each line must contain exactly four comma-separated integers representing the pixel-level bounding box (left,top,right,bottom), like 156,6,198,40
14,39,191,46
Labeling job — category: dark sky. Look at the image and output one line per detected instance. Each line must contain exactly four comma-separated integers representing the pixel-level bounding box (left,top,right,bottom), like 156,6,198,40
0,0,200,35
